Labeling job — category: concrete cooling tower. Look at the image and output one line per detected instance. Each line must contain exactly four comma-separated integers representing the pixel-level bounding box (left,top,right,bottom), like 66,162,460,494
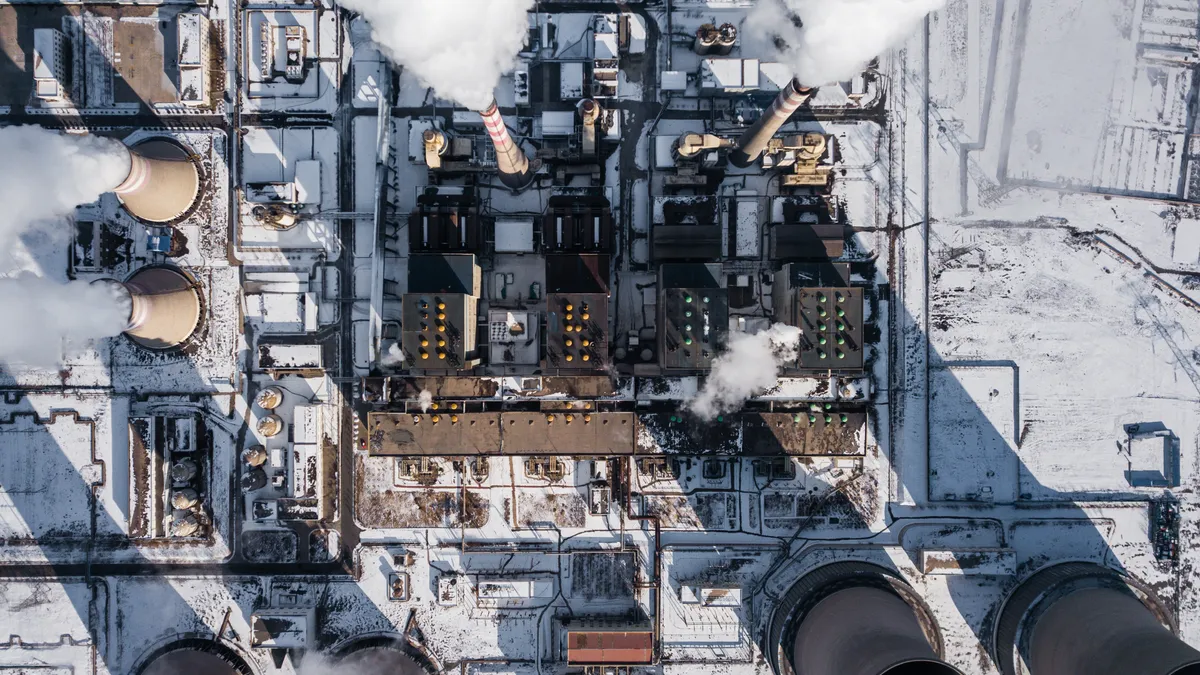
116,266,204,351
768,562,963,675
730,77,814,168
113,139,201,223
995,562,1200,675
338,641,427,675
138,640,251,675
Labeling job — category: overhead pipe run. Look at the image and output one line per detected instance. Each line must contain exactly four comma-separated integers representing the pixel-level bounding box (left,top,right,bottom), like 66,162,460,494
729,77,814,168
479,100,534,190
112,139,201,223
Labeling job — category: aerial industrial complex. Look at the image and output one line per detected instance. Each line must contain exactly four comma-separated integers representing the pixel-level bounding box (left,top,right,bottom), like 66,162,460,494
1,0,1199,674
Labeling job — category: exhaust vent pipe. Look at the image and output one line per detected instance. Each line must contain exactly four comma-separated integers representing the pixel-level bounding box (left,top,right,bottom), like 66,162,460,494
730,78,813,168
479,100,534,190
769,562,963,675
995,563,1200,675
112,139,201,223
115,266,203,351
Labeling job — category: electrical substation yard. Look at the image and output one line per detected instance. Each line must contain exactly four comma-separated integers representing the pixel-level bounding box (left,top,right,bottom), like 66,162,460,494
0,0,1199,674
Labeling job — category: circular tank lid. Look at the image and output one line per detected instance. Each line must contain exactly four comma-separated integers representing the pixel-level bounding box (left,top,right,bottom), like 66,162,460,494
339,646,426,675
142,648,243,675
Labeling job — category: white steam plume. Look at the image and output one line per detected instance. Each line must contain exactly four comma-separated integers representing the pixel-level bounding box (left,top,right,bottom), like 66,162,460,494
342,0,534,110
746,0,944,86
0,126,130,249
418,390,434,413
689,323,802,419
0,276,130,367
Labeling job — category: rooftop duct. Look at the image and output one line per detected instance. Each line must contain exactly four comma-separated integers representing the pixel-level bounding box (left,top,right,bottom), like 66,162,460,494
479,100,534,190
112,139,201,223
111,266,204,351
769,562,963,675
729,78,813,168
995,562,1200,675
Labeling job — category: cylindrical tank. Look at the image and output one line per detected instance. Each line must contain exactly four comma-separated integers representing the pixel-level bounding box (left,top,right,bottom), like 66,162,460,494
172,488,199,510
730,77,814,168
694,23,719,54
112,139,201,223
994,562,1200,675
257,414,283,438
256,386,284,410
252,204,298,230
170,457,198,483
769,562,962,675
118,266,204,351
339,643,426,675
243,445,268,467
716,23,738,55
242,467,267,492
479,100,533,190
138,641,250,675
171,511,200,537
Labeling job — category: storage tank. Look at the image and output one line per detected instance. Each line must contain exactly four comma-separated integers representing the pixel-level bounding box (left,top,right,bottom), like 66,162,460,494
113,139,201,223
994,562,1200,675
768,562,962,675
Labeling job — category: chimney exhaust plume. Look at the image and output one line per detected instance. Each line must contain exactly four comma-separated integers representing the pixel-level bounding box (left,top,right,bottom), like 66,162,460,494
730,78,813,168
113,140,201,223
480,100,534,190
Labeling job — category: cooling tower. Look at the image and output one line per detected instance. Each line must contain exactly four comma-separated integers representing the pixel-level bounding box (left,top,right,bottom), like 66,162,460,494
769,562,962,675
994,562,1200,675
730,78,814,168
339,641,427,675
113,139,201,223
138,640,251,675
118,266,204,351
479,100,534,190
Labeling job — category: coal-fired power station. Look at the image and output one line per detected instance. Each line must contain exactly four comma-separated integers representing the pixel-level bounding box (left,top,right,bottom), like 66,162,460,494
112,139,202,223
995,562,1200,675
730,77,814,168
479,100,534,190
111,266,204,351
769,563,963,675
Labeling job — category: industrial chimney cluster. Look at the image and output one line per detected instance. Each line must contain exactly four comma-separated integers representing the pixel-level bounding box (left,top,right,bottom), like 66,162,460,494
771,561,1200,675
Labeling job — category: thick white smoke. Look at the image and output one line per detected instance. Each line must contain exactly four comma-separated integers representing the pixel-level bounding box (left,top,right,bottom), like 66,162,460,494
689,323,802,419
0,276,130,366
0,126,129,249
342,0,534,110
746,0,944,86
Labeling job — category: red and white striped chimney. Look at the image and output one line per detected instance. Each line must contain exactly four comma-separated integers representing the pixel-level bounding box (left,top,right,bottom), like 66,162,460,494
729,78,814,168
480,100,534,190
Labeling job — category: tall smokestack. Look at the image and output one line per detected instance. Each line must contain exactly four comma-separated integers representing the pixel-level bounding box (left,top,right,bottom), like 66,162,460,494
769,563,962,675
113,140,201,223
114,266,204,351
995,563,1200,675
729,78,813,168
480,100,534,190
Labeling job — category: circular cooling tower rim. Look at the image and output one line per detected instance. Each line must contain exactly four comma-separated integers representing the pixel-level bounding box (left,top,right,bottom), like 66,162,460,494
333,636,430,675
136,638,254,675
766,561,954,675
116,138,202,224
992,561,1175,675
121,265,205,352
